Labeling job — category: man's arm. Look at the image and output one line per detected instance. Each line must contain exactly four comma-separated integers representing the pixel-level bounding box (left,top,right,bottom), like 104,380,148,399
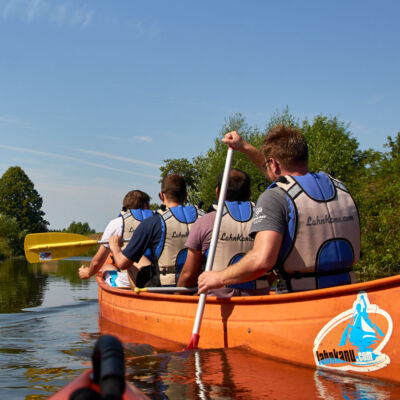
177,248,203,287
109,235,133,270
197,230,282,293
222,131,267,177
79,245,110,279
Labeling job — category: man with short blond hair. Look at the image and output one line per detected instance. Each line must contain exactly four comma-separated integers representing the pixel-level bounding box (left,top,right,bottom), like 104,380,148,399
198,125,360,294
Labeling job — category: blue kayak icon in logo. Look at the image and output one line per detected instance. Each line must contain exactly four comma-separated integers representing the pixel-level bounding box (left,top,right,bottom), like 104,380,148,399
339,294,384,358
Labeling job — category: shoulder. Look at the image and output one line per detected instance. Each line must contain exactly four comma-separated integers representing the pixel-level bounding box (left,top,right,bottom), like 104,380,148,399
258,186,287,205
186,212,215,250
252,187,289,226
192,211,215,230
101,217,123,239
140,213,162,228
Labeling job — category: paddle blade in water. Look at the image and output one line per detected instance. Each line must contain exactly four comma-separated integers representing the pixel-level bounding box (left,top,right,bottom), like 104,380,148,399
185,333,200,350
24,232,99,263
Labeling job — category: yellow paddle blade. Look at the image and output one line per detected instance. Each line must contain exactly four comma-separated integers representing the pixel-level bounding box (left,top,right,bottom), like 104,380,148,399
24,232,99,263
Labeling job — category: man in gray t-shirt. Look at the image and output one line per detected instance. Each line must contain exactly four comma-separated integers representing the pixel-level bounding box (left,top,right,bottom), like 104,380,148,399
197,127,302,294
198,125,360,293
198,125,359,294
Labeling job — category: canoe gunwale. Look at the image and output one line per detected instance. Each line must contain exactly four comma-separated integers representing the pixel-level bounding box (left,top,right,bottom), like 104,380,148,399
96,274,400,304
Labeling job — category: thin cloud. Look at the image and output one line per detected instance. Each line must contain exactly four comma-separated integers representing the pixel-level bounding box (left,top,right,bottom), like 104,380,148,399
131,18,160,39
26,0,43,23
75,148,161,168
0,144,159,179
134,136,153,143
1,0,93,28
70,6,92,28
0,114,26,126
368,93,384,106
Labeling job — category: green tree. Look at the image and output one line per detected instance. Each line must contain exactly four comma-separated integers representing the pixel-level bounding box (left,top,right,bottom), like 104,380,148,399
150,203,160,211
0,166,49,234
160,158,201,205
0,214,26,259
301,115,367,187
159,110,301,210
63,221,95,236
266,105,299,131
356,132,400,280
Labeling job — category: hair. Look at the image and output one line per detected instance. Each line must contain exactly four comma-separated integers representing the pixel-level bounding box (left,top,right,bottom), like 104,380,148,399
262,125,308,169
161,174,187,203
122,190,150,211
217,168,251,202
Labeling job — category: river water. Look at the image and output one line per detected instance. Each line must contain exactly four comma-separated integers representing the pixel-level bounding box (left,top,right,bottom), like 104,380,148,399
1,258,400,399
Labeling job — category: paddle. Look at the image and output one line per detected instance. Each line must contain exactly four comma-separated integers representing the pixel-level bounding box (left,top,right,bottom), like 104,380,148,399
186,147,233,350
24,232,128,263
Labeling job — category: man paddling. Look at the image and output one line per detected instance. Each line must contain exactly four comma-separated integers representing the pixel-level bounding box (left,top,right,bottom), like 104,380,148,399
198,125,360,294
177,168,272,297
109,174,204,287
79,190,153,287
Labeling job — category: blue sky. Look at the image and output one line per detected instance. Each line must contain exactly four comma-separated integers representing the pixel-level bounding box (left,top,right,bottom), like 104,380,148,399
0,0,399,232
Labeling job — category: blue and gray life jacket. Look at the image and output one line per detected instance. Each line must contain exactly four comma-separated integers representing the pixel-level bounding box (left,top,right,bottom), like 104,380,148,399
207,201,270,290
121,209,154,251
155,205,204,286
273,172,360,292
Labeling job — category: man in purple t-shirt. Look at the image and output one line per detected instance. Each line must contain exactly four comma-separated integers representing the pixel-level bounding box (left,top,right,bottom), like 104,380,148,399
177,169,271,297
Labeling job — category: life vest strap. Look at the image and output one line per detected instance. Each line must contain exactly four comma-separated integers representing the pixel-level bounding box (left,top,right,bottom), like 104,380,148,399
277,267,354,292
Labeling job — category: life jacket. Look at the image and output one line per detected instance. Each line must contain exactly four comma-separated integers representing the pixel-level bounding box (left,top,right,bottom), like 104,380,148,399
155,205,204,286
208,201,270,290
121,209,154,250
273,172,360,292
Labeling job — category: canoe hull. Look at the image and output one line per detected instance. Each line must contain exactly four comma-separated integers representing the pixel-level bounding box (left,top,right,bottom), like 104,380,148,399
97,275,400,383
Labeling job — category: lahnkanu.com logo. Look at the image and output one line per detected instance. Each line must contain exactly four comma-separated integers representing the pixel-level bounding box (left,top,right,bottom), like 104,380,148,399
313,292,393,373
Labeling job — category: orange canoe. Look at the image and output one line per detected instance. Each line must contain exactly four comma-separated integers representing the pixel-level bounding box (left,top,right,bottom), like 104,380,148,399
97,275,400,384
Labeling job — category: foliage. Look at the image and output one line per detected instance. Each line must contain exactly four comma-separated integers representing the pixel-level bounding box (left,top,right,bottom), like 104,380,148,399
150,203,161,211
266,105,300,131
160,157,202,205
62,221,95,236
301,115,367,187
0,166,49,235
355,132,400,280
0,214,27,258
159,113,270,210
195,113,265,210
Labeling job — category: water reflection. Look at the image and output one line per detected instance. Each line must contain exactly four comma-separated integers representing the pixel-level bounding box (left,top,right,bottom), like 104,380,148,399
0,258,92,313
102,320,400,400
315,369,395,400
0,258,99,399
0,258,48,312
